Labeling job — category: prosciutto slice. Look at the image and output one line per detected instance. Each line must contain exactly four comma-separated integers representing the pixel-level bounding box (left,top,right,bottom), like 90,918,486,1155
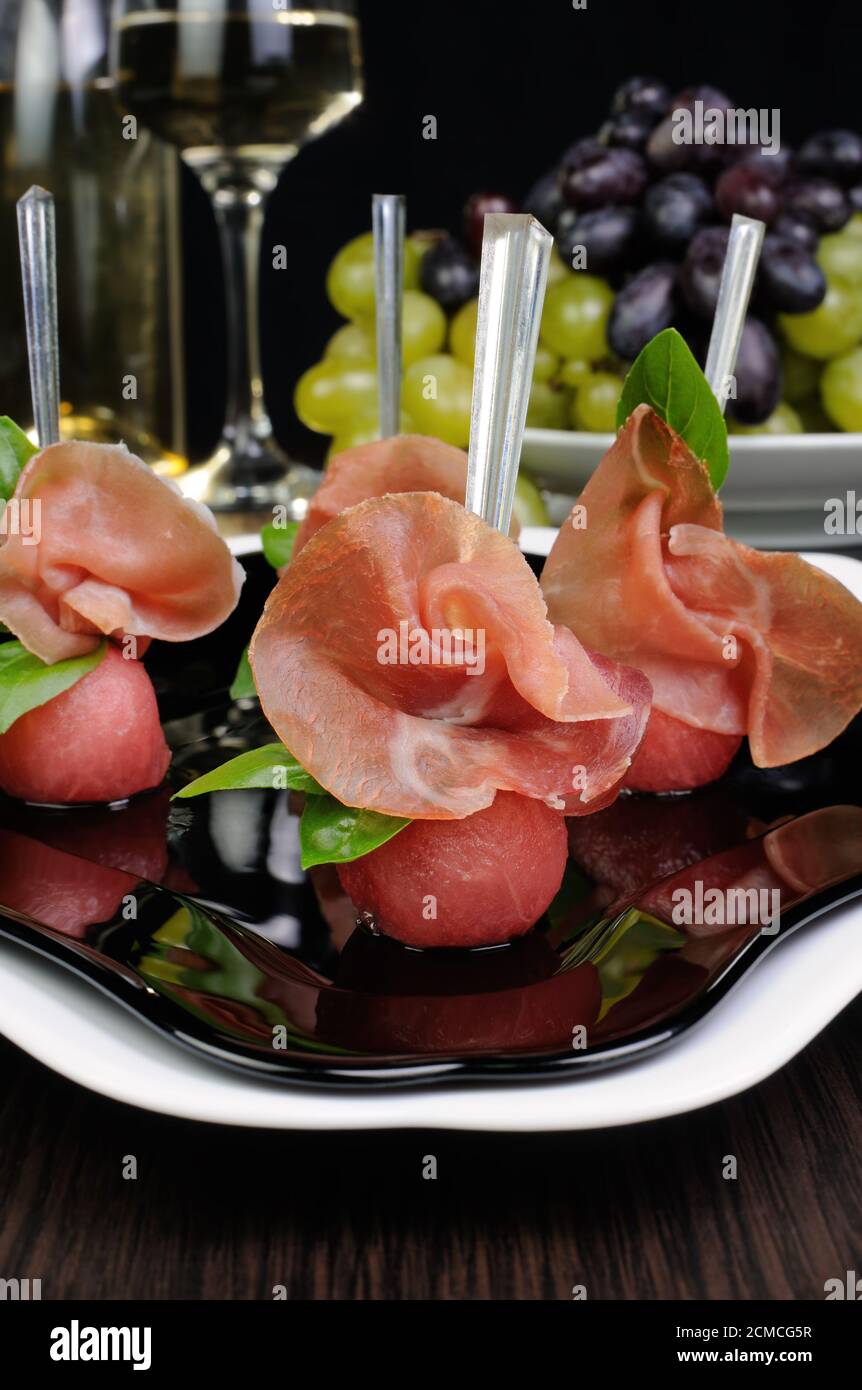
541,405,862,771
293,433,518,558
0,442,244,663
250,490,651,820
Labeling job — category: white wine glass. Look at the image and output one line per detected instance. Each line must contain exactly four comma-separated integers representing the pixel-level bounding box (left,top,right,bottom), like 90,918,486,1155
110,0,363,512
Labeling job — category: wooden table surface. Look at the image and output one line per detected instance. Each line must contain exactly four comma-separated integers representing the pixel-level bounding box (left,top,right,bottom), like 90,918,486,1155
1,994,859,1302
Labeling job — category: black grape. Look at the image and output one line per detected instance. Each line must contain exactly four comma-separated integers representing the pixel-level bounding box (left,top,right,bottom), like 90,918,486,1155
726,318,782,425
758,235,826,313
608,262,678,360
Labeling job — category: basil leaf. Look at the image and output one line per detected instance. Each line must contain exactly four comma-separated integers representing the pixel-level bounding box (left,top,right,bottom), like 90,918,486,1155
174,743,324,798
0,640,106,734
299,793,409,870
0,416,37,502
229,645,256,700
261,520,299,570
616,329,729,491
174,737,413,869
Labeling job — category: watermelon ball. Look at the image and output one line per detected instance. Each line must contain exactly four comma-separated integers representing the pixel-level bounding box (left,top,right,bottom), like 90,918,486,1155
624,709,742,793
337,791,568,949
0,645,171,805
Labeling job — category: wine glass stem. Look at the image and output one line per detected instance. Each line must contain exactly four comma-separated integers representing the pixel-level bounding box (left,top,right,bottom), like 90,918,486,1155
212,188,272,469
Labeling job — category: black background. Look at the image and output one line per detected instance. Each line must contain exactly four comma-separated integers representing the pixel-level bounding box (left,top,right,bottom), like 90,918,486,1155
181,0,862,463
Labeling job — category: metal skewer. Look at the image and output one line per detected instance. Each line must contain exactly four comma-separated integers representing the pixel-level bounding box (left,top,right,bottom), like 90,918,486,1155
466,213,552,533
17,185,60,448
704,213,766,415
372,193,405,439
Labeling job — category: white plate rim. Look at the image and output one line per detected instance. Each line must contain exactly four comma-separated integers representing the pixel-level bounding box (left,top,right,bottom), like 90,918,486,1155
0,901,859,1132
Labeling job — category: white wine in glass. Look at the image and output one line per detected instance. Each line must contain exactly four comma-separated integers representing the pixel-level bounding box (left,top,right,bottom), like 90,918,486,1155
111,1,363,511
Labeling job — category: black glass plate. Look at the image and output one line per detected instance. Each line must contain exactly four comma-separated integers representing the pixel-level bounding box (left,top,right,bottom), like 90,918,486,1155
0,552,860,1089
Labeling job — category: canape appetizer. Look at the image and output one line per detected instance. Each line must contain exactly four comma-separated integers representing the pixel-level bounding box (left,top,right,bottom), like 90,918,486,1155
541,400,862,791
249,478,650,948
0,434,243,804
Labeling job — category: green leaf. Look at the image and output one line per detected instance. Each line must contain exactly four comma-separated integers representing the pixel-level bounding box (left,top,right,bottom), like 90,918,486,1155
299,794,409,869
0,416,37,502
0,640,107,734
229,645,256,700
616,328,729,491
174,743,325,799
174,738,413,868
261,520,299,570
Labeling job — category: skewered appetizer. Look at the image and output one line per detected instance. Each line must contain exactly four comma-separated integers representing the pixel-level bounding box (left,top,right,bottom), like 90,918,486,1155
249,465,649,947
0,430,243,804
541,402,862,790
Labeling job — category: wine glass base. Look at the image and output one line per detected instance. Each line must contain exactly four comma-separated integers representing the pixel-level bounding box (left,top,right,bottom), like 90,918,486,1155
182,442,321,517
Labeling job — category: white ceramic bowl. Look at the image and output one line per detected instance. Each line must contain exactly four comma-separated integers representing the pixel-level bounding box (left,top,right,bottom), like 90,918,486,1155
521,429,862,549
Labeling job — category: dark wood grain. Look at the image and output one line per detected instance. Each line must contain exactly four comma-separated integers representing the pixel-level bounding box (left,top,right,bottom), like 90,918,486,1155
0,997,860,1301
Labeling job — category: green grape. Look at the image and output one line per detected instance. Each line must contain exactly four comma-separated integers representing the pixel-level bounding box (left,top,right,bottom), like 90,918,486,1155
571,372,623,432
817,232,862,290
843,213,862,242
402,290,447,362
449,297,557,375
533,344,560,383
526,380,568,429
401,354,473,447
821,347,862,431
326,231,423,319
449,297,478,365
558,358,592,389
327,420,378,459
324,321,375,361
728,401,803,435
546,252,569,286
329,292,446,369
326,411,415,461
779,278,862,360
513,473,550,527
540,274,614,362
407,231,436,261
780,345,821,404
294,358,378,434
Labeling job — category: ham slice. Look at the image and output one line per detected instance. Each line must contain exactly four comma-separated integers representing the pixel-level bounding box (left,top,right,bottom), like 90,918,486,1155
0,442,244,663
541,405,862,772
250,490,651,820
293,433,518,558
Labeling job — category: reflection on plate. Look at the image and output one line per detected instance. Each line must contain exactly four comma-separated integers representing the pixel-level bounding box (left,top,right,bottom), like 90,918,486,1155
1,780,860,1086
